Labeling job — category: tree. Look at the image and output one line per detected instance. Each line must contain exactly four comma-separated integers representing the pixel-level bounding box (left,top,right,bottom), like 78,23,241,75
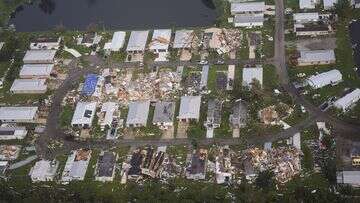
255,170,275,191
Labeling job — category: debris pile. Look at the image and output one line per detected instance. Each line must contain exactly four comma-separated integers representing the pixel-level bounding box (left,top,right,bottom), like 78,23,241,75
240,147,301,184
121,146,169,183
117,71,181,104
221,29,242,51
0,145,21,160
185,149,208,180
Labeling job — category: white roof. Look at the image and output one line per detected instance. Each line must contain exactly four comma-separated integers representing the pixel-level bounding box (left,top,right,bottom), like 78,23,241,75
242,67,263,87
0,42,4,50
126,100,150,126
324,0,337,9
234,13,265,24
62,150,91,181
69,160,88,178
109,31,126,51
292,133,301,150
71,102,97,125
178,96,201,120
0,126,27,137
307,69,342,89
173,30,194,49
30,160,58,180
299,0,315,9
293,12,319,22
149,29,171,50
334,88,360,111
200,65,209,88
10,79,47,92
0,107,38,121
338,171,360,185
23,49,56,63
100,102,118,126
299,50,335,63
126,31,149,52
19,64,54,78
231,2,266,13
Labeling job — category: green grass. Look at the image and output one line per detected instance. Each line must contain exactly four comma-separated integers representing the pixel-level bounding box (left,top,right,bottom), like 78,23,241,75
59,105,74,129
262,18,275,58
237,33,249,60
284,105,309,126
285,0,299,10
167,145,188,166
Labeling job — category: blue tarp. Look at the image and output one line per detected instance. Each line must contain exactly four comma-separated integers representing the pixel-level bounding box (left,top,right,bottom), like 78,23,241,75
82,74,98,96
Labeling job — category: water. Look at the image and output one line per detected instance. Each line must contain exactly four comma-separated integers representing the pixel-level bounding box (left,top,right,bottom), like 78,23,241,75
350,20,360,69
9,0,217,32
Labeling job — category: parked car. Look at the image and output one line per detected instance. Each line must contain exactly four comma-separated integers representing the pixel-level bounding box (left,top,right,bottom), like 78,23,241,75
198,60,208,65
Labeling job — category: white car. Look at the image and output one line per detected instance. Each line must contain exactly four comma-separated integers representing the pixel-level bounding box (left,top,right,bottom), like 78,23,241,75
198,60,208,65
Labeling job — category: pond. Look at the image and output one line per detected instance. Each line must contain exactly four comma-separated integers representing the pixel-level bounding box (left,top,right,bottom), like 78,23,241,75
9,0,218,32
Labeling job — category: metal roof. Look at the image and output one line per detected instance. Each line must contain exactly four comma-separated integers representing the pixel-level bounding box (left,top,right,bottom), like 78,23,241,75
71,102,97,125
234,13,264,24
19,64,54,78
153,101,175,124
293,12,319,22
334,88,360,111
337,171,360,185
178,96,201,120
299,0,315,9
30,160,58,181
149,29,171,50
324,0,337,9
231,2,265,13
126,100,150,126
126,31,149,52
200,65,209,88
299,50,335,63
307,69,342,89
23,49,56,63
242,67,263,87
0,107,38,121
109,31,126,51
173,30,194,49
10,79,47,92
0,126,27,137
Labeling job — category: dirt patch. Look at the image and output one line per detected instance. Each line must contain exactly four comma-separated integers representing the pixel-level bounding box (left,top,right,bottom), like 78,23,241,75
296,37,336,51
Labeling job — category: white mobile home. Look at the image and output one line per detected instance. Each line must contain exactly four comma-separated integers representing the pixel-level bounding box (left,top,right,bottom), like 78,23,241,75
234,13,264,28
105,31,126,52
10,79,47,94
126,31,149,53
23,49,56,64
334,89,360,112
0,107,38,123
178,96,201,122
71,102,97,128
19,64,54,79
297,50,335,66
306,69,342,89
29,160,59,182
126,100,150,127
231,2,266,14
0,126,27,140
